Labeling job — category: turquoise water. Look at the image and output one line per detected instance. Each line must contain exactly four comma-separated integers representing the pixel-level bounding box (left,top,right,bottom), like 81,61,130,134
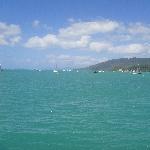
0,70,150,150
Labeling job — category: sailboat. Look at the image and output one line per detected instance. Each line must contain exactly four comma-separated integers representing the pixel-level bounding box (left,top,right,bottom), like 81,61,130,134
0,64,3,72
53,64,58,73
132,64,142,75
53,70,58,73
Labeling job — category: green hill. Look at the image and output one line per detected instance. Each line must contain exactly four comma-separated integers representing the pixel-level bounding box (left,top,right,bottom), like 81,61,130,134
88,57,150,72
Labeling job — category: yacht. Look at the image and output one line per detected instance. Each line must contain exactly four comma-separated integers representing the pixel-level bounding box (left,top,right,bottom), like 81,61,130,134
53,64,58,73
93,70,98,73
53,70,58,73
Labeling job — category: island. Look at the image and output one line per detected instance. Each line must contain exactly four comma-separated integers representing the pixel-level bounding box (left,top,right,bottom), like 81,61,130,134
87,57,150,72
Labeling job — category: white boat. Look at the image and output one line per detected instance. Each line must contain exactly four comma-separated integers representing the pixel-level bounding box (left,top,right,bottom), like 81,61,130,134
66,69,72,72
53,64,58,73
53,70,58,73
132,69,142,75
132,72,138,75
98,70,104,72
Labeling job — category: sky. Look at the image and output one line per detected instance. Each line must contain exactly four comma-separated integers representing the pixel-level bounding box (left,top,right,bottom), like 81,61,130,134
1,0,150,69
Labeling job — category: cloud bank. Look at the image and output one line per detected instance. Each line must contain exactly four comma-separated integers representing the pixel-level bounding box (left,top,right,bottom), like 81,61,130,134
0,22,21,46
25,19,150,55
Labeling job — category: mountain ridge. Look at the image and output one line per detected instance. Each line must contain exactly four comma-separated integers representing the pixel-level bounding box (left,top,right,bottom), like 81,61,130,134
88,57,150,71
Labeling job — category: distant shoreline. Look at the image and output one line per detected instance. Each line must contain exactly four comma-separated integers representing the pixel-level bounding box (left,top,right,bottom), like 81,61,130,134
87,57,150,72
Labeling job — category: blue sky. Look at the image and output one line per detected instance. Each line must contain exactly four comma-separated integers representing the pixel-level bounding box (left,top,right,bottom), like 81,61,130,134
0,0,150,69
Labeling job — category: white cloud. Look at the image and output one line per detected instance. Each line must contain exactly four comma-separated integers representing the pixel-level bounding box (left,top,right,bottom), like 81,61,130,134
32,20,52,30
25,19,119,50
89,42,112,52
32,20,40,28
25,19,150,56
58,35,90,49
42,24,52,30
25,34,58,48
26,19,120,49
67,18,75,23
0,37,8,45
89,42,149,54
0,22,21,46
0,22,21,36
10,36,21,45
109,43,148,54
128,23,150,34
25,33,90,49
58,20,119,38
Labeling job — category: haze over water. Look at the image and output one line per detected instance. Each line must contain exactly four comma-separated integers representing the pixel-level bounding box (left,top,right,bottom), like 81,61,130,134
0,70,150,150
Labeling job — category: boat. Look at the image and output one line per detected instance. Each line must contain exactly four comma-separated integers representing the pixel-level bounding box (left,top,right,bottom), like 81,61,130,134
53,64,58,73
53,70,58,73
131,63,142,74
132,72,142,75
33,69,42,72
132,72,138,75
132,69,142,75
137,72,142,74
93,70,98,73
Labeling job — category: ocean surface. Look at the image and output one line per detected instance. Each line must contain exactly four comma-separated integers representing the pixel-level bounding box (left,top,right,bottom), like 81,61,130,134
0,70,150,150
